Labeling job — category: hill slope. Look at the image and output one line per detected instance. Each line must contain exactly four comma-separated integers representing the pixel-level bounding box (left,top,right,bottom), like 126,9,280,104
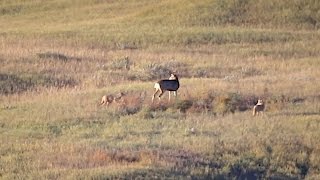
1,0,319,47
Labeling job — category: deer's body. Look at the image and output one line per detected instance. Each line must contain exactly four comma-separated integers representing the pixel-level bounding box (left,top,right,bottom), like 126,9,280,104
152,74,180,103
253,99,265,116
100,92,125,106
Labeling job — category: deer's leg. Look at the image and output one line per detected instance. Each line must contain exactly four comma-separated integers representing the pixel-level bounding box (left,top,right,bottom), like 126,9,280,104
152,89,159,103
158,89,165,101
100,96,106,106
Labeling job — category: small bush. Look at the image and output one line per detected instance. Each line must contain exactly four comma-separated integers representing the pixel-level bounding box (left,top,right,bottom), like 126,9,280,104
213,0,250,25
143,63,172,80
117,105,141,116
0,73,33,94
192,67,226,78
213,93,241,115
239,67,262,78
37,52,68,61
187,98,213,114
87,149,141,167
110,56,132,70
148,102,169,112
174,99,193,113
0,5,22,15
211,93,258,115
116,42,138,50
266,94,290,112
0,73,77,94
138,106,154,119
228,155,266,179
143,61,187,80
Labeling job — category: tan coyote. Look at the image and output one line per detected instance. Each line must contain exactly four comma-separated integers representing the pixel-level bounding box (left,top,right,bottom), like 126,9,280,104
253,99,265,116
100,92,125,106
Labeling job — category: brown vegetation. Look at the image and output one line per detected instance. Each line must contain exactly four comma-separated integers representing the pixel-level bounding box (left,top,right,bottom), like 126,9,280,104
0,0,320,179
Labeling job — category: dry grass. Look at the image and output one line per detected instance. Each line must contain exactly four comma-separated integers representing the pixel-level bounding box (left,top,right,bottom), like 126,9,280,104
1,34,320,178
1,0,320,179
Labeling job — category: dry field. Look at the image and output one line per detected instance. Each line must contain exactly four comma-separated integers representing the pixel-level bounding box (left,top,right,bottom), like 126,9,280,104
1,0,320,179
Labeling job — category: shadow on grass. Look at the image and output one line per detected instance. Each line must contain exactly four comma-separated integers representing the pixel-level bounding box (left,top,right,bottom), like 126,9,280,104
37,52,81,62
271,111,320,117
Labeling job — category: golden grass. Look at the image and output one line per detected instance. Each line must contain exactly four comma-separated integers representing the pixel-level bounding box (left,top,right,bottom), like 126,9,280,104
1,0,320,178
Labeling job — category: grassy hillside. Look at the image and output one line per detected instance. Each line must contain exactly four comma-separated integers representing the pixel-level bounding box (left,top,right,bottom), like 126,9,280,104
1,0,320,46
1,0,320,179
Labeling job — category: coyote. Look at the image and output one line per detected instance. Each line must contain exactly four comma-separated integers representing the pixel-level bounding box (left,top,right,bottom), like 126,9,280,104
100,92,125,106
152,74,180,103
253,99,265,116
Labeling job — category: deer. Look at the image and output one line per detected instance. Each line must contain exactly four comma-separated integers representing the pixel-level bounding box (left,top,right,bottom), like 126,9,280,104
100,92,125,106
253,99,265,116
152,73,180,103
